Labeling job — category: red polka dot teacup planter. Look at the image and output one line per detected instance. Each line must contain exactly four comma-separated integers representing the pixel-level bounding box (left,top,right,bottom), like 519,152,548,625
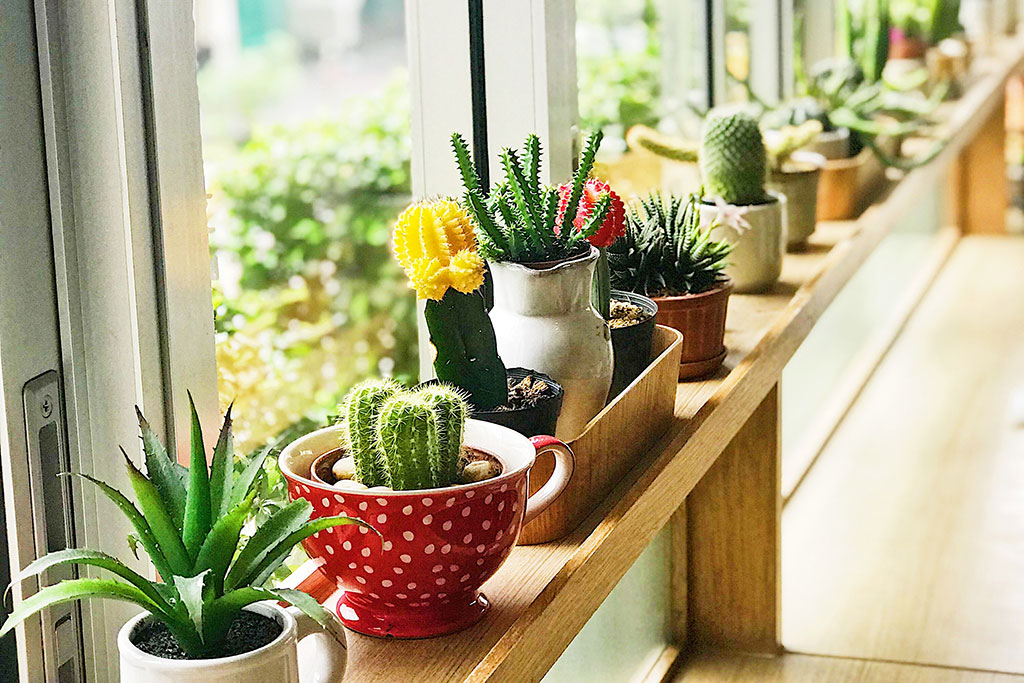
279,419,574,638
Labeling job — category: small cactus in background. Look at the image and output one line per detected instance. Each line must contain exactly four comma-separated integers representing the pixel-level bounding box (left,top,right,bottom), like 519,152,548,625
763,120,824,170
392,199,508,410
700,106,769,206
625,125,700,163
342,381,470,491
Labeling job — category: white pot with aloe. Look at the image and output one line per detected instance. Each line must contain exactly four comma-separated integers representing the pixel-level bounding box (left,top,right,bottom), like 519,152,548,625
1,402,360,682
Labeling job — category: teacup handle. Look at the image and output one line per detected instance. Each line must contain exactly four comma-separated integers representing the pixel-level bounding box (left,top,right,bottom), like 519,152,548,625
289,606,347,683
524,436,575,525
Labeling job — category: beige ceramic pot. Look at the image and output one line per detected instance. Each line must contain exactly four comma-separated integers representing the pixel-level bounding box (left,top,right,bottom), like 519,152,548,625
703,192,787,293
768,152,825,250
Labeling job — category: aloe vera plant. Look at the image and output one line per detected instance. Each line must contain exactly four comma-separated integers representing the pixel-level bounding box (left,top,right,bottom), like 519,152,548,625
0,397,367,658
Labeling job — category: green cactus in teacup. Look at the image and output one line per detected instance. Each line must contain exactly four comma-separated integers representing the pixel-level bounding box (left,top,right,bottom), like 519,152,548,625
340,381,471,491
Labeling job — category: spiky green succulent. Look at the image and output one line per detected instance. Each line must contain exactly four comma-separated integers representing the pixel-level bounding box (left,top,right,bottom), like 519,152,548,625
700,107,769,206
451,130,611,263
608,193,732,297
1,397,365,658
343,381,469,491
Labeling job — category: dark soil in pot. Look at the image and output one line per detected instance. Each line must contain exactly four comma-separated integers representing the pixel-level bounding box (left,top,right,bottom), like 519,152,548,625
473,368,564,437
608,291,657,400
415,369,564,438
132,611,281,660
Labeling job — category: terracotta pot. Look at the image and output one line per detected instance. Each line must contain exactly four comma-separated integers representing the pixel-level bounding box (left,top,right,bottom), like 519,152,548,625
704,192,787,293
890,36,927,60
653,280,731,380
279,421,574,639
488,247,613,440
608,290,658,400
817,152,867,221
118,603,346,683
768,152,825,250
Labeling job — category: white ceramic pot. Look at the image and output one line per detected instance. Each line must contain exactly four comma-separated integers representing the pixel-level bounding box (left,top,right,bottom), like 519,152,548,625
704,192,787,294
118,602,346,683
767,152,825,250
488,247,613,441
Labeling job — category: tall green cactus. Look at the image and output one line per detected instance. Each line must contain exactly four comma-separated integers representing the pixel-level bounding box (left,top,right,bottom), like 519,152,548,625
341,381,469,491
423,290,507,410
343,378,402,487
700,107,769,206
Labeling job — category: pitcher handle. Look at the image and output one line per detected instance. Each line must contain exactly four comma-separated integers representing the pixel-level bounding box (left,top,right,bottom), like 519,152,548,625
289,606,347,683
524,436,575,525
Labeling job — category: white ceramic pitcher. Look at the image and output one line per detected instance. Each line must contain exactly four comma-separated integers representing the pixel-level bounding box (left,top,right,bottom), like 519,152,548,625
488,246,613,441
117,602,346,683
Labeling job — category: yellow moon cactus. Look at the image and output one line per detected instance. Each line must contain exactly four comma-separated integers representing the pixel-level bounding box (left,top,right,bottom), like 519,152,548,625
393,199,485,300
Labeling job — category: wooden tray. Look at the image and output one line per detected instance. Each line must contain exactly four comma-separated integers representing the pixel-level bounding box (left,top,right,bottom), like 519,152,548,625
519,325,683,544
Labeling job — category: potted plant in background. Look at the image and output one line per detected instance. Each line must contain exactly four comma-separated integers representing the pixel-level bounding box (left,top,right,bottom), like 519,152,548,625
698,106,787,293
764,120,827,250
391,197,564,437
609,193,733,379
280,380,574,638
451,130,617,440
2,401,355,683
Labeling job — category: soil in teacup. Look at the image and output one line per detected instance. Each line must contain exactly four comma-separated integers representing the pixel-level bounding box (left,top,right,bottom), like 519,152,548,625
608,299,654,330
133,611,281,660
317,447,504,488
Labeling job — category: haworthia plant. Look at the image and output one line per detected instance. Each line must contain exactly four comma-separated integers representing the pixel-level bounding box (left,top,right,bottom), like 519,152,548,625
0,396,369,658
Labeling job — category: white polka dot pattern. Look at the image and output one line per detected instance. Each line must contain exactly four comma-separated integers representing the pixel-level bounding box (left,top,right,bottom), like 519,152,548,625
286,465,528,618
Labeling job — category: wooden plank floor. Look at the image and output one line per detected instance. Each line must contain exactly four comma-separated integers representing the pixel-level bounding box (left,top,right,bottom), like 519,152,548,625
677,652,1024,682
780,236,1024,674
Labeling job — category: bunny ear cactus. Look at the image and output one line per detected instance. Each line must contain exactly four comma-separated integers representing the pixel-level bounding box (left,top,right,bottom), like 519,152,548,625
392,199,507,410
700,106,770,206
0,397,367,658
343,381,470,491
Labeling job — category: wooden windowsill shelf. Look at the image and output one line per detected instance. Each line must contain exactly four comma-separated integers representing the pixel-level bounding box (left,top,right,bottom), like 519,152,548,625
340,39,1024,683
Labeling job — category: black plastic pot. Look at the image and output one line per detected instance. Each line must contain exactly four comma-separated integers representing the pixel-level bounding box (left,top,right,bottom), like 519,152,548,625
473,368,564,438
418,368,564,438
608,291,658,400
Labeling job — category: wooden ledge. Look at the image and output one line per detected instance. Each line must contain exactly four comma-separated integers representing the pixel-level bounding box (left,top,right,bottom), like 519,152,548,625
340,39,1024,683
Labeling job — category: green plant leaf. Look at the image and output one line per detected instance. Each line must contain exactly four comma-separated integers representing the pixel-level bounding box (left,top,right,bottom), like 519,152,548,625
182,392,212,561
0,578,163,639
223,499,311,591
205,587,345,651
13,549,171,613
122,448,192,576
244,515,371,588
136,407,187,529
68,473,172,581
173,571,209,645
230,446,269,509
208,403,235,519
192,491,255,595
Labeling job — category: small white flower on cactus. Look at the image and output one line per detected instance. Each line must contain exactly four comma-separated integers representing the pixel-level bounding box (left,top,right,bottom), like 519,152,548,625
702,196,751,233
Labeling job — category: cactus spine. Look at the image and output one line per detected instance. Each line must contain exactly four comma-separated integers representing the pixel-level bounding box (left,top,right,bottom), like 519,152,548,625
341,381,469,491
700,107,769,206
344,378,402,487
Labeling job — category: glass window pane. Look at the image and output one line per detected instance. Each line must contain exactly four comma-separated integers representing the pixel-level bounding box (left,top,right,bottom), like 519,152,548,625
194,0,417,489
576,0,707,197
